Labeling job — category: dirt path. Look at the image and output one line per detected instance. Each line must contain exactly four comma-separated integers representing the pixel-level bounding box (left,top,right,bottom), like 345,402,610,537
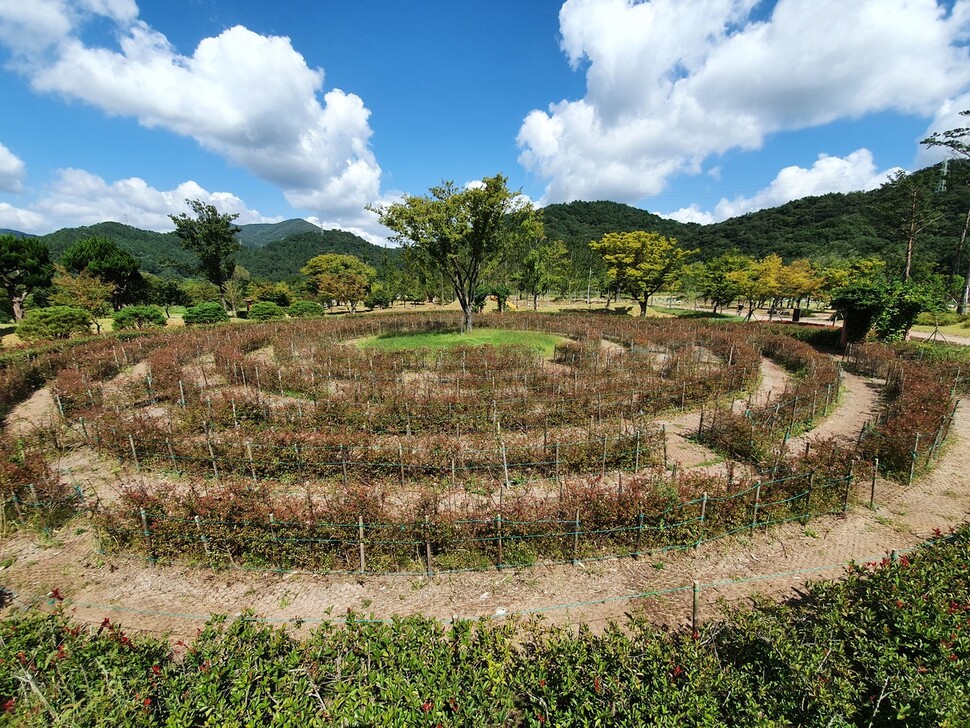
909,329,970,347
5,387,58,438
655,357,790,473
786,370,880,455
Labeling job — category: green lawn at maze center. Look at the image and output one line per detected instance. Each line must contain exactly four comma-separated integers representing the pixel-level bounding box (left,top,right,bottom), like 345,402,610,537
355,328,568,359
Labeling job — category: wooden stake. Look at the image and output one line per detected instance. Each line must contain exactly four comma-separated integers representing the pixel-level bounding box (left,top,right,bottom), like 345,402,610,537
194,515,211,560
128,434,140,473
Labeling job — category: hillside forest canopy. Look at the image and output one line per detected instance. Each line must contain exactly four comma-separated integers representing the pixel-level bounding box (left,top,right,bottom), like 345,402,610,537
2,158,970,340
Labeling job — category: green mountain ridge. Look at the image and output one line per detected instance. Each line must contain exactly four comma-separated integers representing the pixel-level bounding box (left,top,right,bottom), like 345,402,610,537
237,218,321,248
26,160,969,284
33,218,400,282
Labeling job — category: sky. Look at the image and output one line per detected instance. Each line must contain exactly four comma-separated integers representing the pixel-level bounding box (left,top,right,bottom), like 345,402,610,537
1,0,970,244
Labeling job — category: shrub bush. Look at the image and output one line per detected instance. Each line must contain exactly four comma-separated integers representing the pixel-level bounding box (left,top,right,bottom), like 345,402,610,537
112,305,167,331
915,310,966,327
182,302,230,325
287,300,326,319
249,301,285,321
16,306,92,341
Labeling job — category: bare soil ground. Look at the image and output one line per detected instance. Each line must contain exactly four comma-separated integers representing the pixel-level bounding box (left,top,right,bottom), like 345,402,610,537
2,353,967,641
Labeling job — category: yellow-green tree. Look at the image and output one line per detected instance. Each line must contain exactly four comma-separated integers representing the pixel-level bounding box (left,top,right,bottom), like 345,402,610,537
590,231,694,316
50,265,115,333
301,253,376,313
728,253,784,320
778,259,820,310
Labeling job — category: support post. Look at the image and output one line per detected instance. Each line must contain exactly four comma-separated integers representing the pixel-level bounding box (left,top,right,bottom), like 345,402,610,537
573,510,580,562
692,580,700,635
869,457,878,510
424,515,433,576
358,515,366,574
128,434,140,473
194,515,211,560
140,508,155,565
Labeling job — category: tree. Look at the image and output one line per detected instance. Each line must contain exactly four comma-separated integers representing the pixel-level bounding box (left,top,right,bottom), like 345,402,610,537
60,236,146,310
0,234,53,321
878,170,941,281
923,110,970,312
50,265,115,333
725,254,782,320
301,253,376,313
590,231,695,316
697,253,750,314
371,174,540,332
17,306,91,341
777,259,820,311
147,276,190,317
169,200,241,309
831,277,942,345
516,239,569,310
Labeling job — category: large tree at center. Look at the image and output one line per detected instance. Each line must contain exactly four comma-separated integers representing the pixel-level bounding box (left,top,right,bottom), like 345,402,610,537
590,231,694,316
169,200,241,309
371,174,540,332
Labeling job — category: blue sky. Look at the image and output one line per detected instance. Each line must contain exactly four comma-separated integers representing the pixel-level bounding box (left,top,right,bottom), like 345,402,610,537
0,0,969,242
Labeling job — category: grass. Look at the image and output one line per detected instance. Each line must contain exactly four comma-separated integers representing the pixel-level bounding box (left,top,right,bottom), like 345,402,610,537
356,328,567,358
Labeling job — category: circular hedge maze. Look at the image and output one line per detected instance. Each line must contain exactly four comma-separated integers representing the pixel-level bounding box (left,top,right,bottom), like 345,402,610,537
0,312,960,575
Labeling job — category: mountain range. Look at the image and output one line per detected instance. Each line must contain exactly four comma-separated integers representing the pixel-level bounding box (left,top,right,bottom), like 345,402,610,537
7,160,968,282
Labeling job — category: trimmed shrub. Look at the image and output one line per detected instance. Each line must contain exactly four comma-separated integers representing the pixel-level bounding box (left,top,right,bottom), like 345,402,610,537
249,301,285,321
182,302,230,325
287,300,326,319
112,305,167,331
17,306,92,341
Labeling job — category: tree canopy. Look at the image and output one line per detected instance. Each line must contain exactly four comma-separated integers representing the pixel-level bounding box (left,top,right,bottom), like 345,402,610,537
372,174,540,332
60,236,146,310
301,253,376,313
169,200,241,306
0,234,53,321
590,231,695,316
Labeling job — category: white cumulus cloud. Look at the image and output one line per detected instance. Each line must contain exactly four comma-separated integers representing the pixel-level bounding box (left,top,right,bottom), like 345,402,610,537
519,0,970,205
0,142,26,193
0,1,381,230
662,149,898,223
1,168,279,234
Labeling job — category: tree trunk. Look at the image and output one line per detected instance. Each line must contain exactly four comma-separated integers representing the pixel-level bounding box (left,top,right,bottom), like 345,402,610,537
533,294,538,311
961,260,970,316
11,292,26,322
462,306,473,333
638,299,648,317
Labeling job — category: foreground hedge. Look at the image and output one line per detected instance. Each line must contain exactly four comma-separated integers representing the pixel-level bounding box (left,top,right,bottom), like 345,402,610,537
2,526,968,725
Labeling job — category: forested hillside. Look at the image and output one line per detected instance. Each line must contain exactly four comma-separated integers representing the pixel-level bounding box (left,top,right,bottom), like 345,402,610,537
237,230,402,280
35,220,394,282
38,222,194,278
544,160,970,277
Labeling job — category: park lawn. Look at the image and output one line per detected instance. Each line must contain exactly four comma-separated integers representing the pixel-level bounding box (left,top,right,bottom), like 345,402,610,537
912,322,970,337
357,328,567,358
